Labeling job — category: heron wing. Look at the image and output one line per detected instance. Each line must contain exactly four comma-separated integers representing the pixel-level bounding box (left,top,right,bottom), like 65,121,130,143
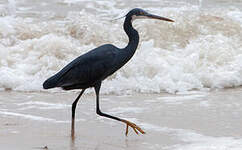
43,44,119,89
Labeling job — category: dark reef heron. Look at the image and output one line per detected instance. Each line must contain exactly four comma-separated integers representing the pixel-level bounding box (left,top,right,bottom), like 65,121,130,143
43,8,174,136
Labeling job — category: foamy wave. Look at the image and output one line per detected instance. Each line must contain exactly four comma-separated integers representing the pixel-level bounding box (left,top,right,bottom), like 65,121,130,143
0,3,241,94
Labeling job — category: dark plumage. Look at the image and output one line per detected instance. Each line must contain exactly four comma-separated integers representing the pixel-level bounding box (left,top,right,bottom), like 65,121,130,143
43,8,174,137
43,44,120,90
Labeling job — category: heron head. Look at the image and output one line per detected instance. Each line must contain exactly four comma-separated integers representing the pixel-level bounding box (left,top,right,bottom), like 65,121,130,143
126,8,174,22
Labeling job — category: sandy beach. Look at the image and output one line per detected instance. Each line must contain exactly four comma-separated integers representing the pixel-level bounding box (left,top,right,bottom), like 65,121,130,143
0,0,242,149
1,88,242,150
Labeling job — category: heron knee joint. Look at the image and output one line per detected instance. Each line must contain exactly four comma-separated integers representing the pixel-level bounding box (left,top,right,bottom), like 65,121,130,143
96,109,103,116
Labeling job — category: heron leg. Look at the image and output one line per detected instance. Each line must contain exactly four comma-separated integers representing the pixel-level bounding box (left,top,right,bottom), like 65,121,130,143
71,89,85,138
94,82,145,136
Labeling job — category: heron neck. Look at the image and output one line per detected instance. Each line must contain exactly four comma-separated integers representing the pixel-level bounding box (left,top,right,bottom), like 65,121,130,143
123,17,139,58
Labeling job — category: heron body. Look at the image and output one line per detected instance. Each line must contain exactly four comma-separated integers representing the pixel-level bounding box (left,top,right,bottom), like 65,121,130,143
43,8,173,136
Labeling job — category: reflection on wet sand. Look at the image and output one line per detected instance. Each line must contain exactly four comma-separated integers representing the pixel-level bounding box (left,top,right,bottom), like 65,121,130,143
1,90,242,150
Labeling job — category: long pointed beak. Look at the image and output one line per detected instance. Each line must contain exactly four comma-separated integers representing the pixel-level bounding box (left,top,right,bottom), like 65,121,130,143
146,14,174,22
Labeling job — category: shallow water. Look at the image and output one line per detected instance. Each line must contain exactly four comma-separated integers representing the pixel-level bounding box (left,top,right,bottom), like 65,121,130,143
0,0,242,94
1,1,242,150
1,88,242,150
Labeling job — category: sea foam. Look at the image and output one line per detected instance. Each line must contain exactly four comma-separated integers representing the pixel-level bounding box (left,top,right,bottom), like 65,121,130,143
0,2,241,94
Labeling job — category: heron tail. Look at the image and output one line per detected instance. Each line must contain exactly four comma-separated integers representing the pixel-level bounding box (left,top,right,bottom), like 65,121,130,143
43,76,58,89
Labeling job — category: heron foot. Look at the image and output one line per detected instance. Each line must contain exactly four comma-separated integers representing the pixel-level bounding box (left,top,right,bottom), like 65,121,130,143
121,119,145,136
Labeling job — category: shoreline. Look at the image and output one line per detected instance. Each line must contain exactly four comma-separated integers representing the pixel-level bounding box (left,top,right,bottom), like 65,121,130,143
1,88,242,150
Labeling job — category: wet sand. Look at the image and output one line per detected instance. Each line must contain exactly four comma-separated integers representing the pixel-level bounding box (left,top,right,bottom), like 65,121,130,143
1,88,242,150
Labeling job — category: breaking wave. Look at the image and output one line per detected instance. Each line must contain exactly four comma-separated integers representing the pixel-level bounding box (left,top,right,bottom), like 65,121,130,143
0,1,242,94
